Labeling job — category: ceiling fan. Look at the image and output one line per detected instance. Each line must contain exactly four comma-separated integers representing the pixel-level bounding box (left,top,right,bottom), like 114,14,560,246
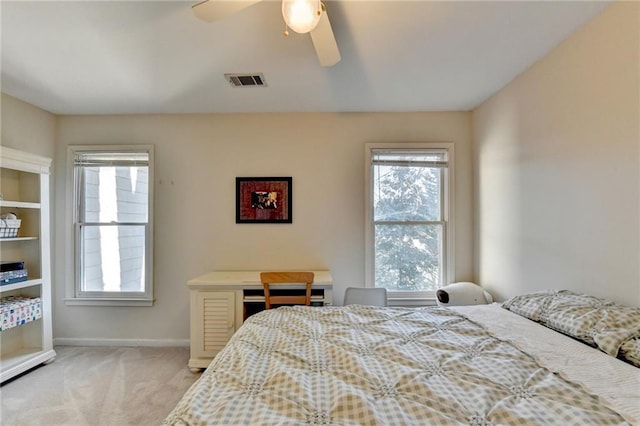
192,0,341,67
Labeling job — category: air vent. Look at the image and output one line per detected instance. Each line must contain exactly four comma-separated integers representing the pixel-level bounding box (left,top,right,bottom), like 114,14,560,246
224,73,267,88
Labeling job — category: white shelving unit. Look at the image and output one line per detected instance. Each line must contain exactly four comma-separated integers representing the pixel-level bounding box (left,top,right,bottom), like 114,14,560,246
0,146,56,383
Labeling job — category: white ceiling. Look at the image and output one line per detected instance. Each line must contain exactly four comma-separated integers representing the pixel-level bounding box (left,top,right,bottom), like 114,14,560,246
1,0,611,115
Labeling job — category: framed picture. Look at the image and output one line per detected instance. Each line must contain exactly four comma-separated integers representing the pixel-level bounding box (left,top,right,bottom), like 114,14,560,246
236,177,292,223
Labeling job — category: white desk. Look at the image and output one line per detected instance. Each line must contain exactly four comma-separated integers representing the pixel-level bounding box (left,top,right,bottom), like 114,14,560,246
187,270,333,370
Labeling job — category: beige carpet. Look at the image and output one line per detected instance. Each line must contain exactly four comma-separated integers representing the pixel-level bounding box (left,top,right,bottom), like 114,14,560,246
0,346,202,426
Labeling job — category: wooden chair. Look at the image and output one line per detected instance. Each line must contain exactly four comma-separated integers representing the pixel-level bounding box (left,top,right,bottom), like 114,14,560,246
260,271,315,309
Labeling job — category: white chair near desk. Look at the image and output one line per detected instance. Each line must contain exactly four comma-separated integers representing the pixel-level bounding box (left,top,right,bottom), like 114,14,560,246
343,287,388,307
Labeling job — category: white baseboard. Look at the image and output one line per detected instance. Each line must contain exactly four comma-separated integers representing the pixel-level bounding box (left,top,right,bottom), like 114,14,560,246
54,338,190,347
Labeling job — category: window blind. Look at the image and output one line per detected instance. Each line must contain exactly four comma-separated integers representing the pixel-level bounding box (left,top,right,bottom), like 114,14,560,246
371,149,448,168
74,151,149,167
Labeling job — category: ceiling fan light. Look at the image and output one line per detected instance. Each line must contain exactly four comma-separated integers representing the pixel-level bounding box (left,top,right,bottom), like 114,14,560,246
282,0,322,34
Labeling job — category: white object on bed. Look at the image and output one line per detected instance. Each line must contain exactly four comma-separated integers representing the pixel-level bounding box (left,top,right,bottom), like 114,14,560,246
436,281,493,306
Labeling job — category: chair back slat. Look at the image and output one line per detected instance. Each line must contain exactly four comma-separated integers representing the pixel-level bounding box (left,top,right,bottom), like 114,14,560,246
260,272,315,310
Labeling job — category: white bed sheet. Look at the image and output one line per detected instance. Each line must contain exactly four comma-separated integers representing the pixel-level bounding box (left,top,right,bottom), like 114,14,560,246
453,303,640,424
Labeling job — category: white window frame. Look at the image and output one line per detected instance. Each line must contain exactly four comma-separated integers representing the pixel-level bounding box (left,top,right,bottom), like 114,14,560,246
364,142,455,305
65,145,154,307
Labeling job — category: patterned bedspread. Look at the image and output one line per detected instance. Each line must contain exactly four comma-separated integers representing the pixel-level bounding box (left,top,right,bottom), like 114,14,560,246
164,305,630,425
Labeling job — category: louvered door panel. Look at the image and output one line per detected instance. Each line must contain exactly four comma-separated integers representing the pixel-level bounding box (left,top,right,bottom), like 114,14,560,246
196,291,235,358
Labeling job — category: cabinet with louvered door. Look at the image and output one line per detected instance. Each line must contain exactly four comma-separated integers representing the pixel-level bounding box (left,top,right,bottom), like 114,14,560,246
187,271,332,371
189,291,236,371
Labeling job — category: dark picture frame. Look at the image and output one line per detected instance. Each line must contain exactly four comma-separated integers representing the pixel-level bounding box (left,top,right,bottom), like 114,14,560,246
236,177,292,223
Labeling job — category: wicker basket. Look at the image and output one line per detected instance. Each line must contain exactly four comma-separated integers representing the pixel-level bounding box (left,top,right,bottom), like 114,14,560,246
0,219,21,238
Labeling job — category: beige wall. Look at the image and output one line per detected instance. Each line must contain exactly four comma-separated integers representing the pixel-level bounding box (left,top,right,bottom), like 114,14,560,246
52,112,473,342
472,1,639,305
1,94,56,158
7,0,637,344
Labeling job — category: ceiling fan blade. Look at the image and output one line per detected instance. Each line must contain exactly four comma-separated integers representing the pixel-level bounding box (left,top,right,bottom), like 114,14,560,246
192,0,262,23
309,5,341,67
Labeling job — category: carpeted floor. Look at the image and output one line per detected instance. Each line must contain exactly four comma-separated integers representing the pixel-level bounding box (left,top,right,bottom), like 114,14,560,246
0,346,202,426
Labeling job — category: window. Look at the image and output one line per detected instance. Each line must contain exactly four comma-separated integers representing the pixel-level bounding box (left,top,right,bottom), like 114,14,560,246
67,146,154,306
365,143,453,303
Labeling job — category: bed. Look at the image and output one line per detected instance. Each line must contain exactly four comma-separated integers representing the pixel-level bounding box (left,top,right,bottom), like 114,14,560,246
164,291,640,425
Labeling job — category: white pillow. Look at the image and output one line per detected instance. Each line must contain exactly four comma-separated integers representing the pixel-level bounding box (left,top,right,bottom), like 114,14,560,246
436,282,493,306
